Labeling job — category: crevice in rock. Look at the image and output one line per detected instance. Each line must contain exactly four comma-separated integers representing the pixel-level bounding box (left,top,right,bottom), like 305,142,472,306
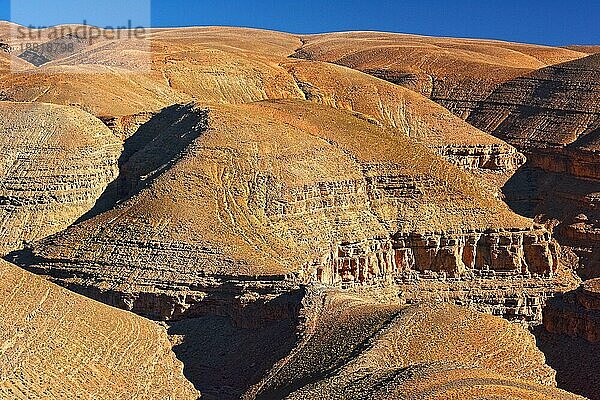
167,289,304,400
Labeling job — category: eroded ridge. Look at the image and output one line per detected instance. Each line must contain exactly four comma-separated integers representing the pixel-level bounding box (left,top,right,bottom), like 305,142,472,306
284,60,525,176
0,102,121,254
244,290,582,400
467,53,600,278
10,100,577,323
292,31,589,118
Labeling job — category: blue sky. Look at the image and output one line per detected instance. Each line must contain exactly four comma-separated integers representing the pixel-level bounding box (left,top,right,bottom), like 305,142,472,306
1,0,599,45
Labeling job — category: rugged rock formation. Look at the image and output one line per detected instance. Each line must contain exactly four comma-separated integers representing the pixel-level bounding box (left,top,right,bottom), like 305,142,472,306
0,24,594,400
0,26,538,180
292,31,589,118
243,290,581,400
0,259,198,399
9,100,577,323
467,54,600,176
544,278,600,343
284,60,525,176
466,53,600,278
0,102,121,254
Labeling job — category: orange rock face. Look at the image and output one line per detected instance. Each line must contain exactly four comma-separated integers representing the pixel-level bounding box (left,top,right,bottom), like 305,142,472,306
0,23,596,400
10,100,576,323
544,278,600,343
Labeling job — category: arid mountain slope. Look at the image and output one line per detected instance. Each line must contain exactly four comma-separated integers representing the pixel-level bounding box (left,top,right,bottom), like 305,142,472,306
244,291,581,400
0,23,594,400
0,102,121,254
0,26,540,181
0,259,198,399
283,60,525,176
11,100,575,323
0,27,303,117
293,31,589,118
467,53,600,278
468,53,600,176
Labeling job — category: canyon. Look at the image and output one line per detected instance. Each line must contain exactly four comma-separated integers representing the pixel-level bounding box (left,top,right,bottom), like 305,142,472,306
0,23,597,399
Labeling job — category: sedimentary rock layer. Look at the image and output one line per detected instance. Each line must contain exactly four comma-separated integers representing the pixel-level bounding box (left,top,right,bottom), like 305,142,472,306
12,100,576,323
544,278,600,343
0,259,198,399
0,102,121,254
292,31,588,117
283,60,525,174
468,53,600,178
467,54,600,277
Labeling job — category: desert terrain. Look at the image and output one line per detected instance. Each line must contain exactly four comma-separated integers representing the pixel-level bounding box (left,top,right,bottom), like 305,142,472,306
0,23,598,399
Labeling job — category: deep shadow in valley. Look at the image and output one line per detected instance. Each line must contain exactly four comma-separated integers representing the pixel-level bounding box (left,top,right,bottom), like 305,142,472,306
168,315,298,400
533,326,600,400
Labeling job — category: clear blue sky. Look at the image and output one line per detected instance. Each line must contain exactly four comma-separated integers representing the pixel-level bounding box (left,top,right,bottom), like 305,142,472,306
1,0,599,46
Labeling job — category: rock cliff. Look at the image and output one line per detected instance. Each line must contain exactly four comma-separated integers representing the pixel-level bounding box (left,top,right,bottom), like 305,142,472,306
467,54,600,278
544,278,600,343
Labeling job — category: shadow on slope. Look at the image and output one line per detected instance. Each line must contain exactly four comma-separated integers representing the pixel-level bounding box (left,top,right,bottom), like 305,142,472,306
502,161,600,277
501,162,542,218
167,290,303,400
77,102,207,223
533,326,600,400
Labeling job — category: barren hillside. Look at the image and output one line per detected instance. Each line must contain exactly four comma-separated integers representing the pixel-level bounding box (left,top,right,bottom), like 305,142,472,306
0,259,198,399
0,22,596,400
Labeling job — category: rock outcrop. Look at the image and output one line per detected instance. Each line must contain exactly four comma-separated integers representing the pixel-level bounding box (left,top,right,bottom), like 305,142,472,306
466,53,600,278
10,100,577,323
284,60,525,176
0,102,121,254
544,278,600,343
0,259,198,399
244,290,581,400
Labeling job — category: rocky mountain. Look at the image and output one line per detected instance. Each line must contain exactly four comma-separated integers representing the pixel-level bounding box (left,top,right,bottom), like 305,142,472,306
242,290,581,400
0,102,121,254
292,31,589,117
467,54,600,279
293,30,600,283
0,23,596,400
0,27,528,180
9,99,576,324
